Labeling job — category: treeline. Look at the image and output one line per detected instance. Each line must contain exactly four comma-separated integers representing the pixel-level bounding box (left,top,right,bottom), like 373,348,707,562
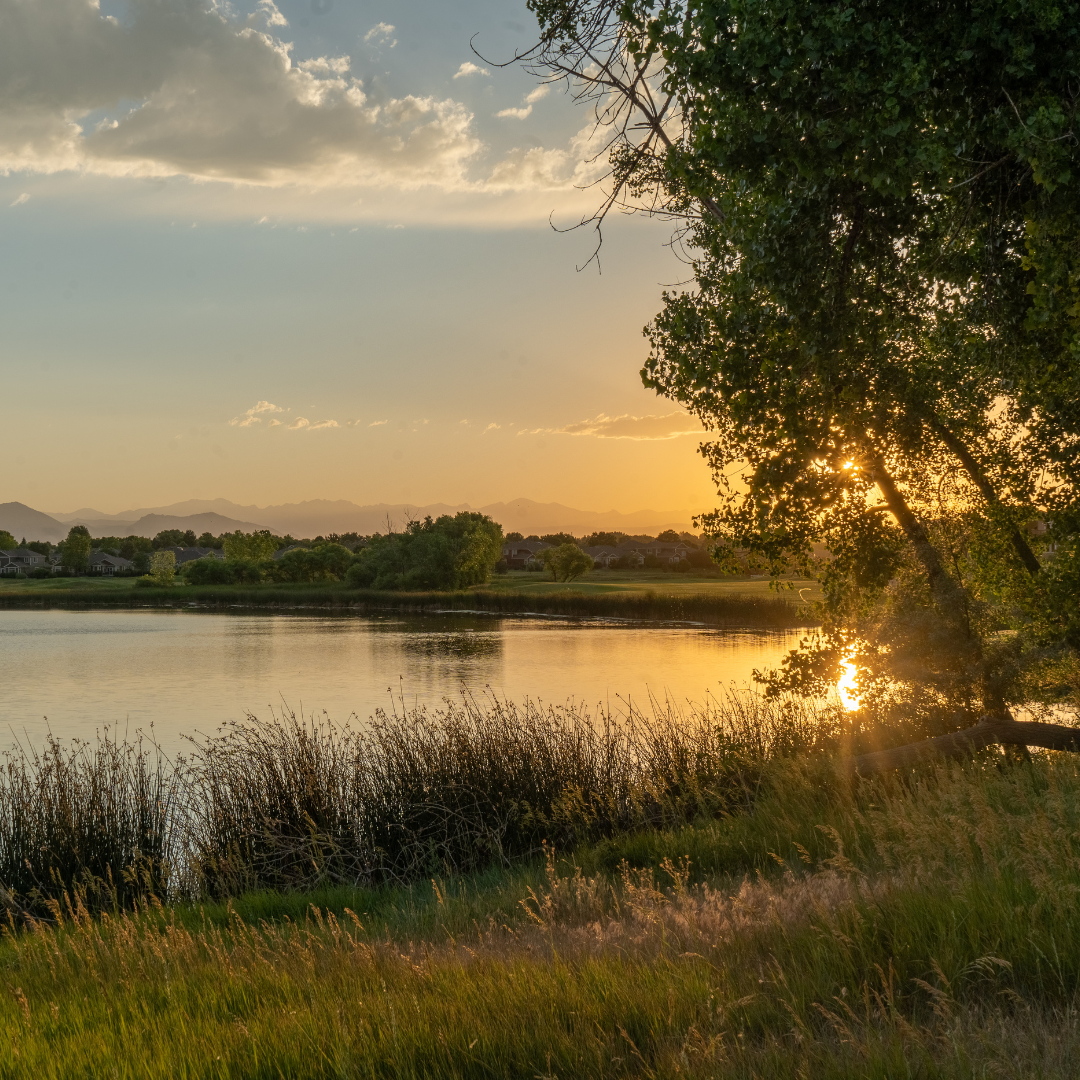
182,512,504,590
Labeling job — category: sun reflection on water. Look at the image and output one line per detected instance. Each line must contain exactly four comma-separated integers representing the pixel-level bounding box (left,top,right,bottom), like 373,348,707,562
837,658,861,711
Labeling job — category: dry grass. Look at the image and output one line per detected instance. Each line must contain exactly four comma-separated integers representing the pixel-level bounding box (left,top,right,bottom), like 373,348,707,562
4,754,1080,1075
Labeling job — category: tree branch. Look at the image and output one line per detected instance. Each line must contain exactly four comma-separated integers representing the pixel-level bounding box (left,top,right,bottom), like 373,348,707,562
929,417,1042,577
849,713,1080,774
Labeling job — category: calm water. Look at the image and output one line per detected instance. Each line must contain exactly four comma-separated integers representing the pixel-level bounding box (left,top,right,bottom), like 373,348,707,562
0,610,801,752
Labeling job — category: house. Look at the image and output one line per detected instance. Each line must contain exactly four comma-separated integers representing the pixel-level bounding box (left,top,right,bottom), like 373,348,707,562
88,551,134,575
162,546,223,565
603,540,692,567
501,540,551,569
0,548,48,575
582,545,618,567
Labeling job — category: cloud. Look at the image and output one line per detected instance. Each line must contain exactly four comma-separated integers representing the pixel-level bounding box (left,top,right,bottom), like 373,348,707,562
369,419,389,427
0,1,476,189
287,417,310,430
268,418,282,427
453,62,489,79
496,84,550,120
308,419,339,430
256,0,287,28
9,192,30,206
521,412,706,441
482,422,501,433
229,399,282,426
364,22,397,48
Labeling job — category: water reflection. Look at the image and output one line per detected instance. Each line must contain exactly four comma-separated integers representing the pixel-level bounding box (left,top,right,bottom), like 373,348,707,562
0,610,801,753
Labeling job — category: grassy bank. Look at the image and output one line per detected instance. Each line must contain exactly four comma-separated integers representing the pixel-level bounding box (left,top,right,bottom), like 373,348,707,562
3,695,1080,1075
4,750,1080,1076
0,572,817,627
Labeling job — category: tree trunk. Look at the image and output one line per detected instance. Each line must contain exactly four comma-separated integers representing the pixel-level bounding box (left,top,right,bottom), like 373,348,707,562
848,714,1080,775
928,418,1042,577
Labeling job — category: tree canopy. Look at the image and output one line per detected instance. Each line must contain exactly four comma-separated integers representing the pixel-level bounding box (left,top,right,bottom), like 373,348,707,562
523,0,1080,726
347,513,504,591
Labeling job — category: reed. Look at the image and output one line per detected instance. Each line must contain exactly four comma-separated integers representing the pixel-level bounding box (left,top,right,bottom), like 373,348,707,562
0,731,180,918
0,693,841,911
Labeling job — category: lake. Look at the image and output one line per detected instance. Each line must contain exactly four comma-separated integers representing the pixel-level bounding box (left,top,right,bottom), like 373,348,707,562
0,609,805,752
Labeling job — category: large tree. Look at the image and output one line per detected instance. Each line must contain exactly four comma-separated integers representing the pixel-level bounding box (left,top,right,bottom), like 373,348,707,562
520,0,1080,727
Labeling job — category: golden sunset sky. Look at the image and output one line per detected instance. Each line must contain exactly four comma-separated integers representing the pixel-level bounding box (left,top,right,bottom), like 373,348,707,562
0,0,718,517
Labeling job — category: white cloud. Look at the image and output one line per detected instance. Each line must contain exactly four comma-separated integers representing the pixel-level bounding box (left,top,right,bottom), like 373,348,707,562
308,419,339,430
256,0,287,28
287,417,310,430
453,62,489,79
496,84,550,120
9,192,30,206
520,412,706,441
0,1,475,189
268,418,282,427
229,399,282,426
369,419,389,427
364,22,397,48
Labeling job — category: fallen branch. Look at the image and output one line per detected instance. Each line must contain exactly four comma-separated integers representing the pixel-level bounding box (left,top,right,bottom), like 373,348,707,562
850,714,1080,775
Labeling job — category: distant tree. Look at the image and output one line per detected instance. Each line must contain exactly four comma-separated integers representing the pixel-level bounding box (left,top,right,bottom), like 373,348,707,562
197,532,218,548
540,532,578,547
348,513,503,591
148,550,176,586
656,530,681,543
119,536,154,561
581,531,625,548
686,548,714,569
505,532,524,542
24,540,50,556
60,526,91,573
269,543,353,583
0,530,15,550
132,551,151,574
152,530,188,549
223,530,277,562
541,543,594,582
91,537,122,556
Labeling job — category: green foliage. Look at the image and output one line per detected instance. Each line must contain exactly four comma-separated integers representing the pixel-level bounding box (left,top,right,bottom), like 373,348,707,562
581,530,626,547
269,543,353,583
0,530,15,550
347,513,503,591
525,0,1080,720
59,526,91,573
222,529,277,561
181,558,265,586
152,529,196,549
147,550,176,586
540,542,594,581
539,531,577,546
23,540,50,556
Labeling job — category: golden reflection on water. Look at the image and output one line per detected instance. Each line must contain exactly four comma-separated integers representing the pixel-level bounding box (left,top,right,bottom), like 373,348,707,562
837,658,861,711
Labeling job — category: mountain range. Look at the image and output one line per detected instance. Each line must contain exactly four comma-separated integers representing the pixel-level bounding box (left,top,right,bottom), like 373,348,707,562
2,498,697,544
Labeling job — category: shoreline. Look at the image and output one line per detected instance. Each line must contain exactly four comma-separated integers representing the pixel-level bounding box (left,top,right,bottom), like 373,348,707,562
0,582,816,628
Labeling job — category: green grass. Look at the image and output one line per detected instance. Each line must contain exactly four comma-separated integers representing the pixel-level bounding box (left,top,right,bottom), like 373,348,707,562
0,571,817,626
5,754,1080,1077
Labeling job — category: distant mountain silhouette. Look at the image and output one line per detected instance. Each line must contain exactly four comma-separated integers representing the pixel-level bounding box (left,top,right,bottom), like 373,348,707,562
0,502,70,543
46,497,697,539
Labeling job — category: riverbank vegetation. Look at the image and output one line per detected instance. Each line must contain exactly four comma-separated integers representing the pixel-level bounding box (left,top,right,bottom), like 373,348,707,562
0,573,815,626
3,697,1080,1075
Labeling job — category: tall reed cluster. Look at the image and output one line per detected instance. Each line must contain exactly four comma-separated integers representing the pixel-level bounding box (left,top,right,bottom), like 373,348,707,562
0,692,841,914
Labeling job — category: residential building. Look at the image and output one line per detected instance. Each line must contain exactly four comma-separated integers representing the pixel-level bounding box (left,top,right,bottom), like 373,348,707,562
88,552,134,575
501,540,551,569
0,548,48,575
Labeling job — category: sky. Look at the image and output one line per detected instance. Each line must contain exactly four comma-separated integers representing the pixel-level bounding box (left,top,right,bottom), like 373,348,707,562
0,0,718,517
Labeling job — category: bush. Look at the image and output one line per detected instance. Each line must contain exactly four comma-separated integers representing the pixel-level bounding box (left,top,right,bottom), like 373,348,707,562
643,554,663,569
182,558,265,586
30,567,51,579
269,544,352,583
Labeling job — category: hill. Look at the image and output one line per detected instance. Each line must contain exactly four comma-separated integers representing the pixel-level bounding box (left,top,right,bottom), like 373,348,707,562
45,497,696,539
0,502,70,543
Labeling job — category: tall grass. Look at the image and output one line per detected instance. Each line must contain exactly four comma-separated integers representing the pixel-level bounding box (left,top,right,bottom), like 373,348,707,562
5,756,1080,1077
0,731,180,918
0,693,841,912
